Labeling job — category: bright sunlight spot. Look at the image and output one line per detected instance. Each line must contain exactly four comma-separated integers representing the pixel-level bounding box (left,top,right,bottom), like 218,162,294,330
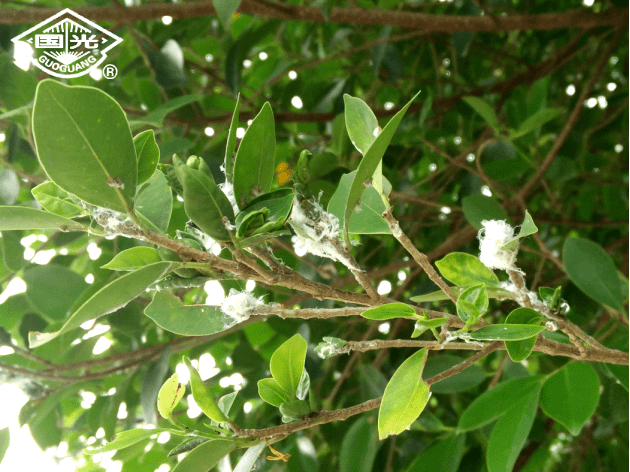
246,280,256,291
176,363,191,385
186,395,202,418
258,52,268,60
481,186,493,197
466,153,475,162
291,96,303,109
614,144,623,153
441,206,452,214
397,270,407,281
565,84,576,96
377,280,392,295
0,346,14,355
428,163,437,172
92,337,113,355
204,127,215,136
384,102,394,110
243,59,252,68
378,322,390,334
0,133,5,142
157,432,170,444
585,97,598,108
12,41,33,71
607,82,617,91
198,353,219,380
0,277,26,304
288,70,297,80
582,0,594,6
89,68,102,81
243,402,253,414
204,280,225,305
87,242,101,260
162,16,173,25
236,127,245,138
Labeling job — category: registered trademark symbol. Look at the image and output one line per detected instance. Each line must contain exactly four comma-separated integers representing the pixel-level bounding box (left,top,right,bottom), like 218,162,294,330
103,64,118,79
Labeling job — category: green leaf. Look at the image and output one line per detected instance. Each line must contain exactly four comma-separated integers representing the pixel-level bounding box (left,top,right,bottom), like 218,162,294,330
279,399,312,419
487,386,540,472
458,376,543,431
501,210,538,251
32,80,136,214
343,95,379,155
424,355,486,394
562,237,624,310
22,265,88,321
0,55,37,111
157,373,186,419
504,308,542,362
0,206,88,232
463,96,501,133
0,427,9,465
468,324,545,341
213,0,242,30
378,348,430,439
456,284,489,323
539,363,600,436
0,169,19,205
1,231,25,272
31,181,84,219
258,378,293,407
141,347,172,425
406,434,465,472
180,165,235,241
28,261,175,348
84,428,174,455
327,171,392,234
361,302,416,321
270,333,308,396
511,108,564,139
233,102,275,209
171,439,236,472
436,252,500,287
340,416,379,472
224,94,240,182
168,438,210,457
135,171,173,234
144,291,228,336
411,317,448,338
315,337,348,358
129,95,203,127
343,91,420,243
233,442,266,472
411,285,513,303
102,247,162,271
134,130,160,185
235,188,295,238
461,195,508,230
184,357,229,423
538,286,561,311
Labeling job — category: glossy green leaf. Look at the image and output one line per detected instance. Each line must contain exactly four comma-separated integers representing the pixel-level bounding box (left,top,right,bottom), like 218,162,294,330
423,355,486,393
540,363,600,435
456,284,489,323
562,237,624,309
129,95,203,128
157,373,185,419
361,302,416,321
135,171,172,234
144,291,227,336
213,0,242,30
279,399,312,419
102,247,162,271
411,317,449,338
31,181,84,218
270,334,307,396
0,206,87,232
258,378,293,407
511,108,564,139
327,171,392,234
343,91,420,243
468,324,545,341
487,386,540,472
463,96,501,133
233,102,275,209
343,95,379,155
504,308,542,362
461,195,508,230
171,439,236,472
0,169,19,205
32,80,136,214
458,376,543,431
435,252,500,287
29,261,175,348
184,357,229,423
406,434,465,472
180,165,235,241
134,130,160,185
501,211,538,251
378,348,430,439
224,94,240,182
22,265,88,321
84,428,174,455
340,416,379,472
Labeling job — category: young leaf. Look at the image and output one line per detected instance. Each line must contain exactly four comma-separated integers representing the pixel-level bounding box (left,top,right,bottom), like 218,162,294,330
468,324,545,341
233,102,275,209
462,96,501,133
378,348,430,439
135,171,173,234
258,378,293,407
134,130,160,185
456,284,489,323
84,428,174,455
171,439,236,472
0,206,88,232
31,181,84,219
184,357,229,423
410,285,513,304
504,308,542,362
539,363,600,436
500,210,538,251
224,93,241,182
461,195,508,230
343,95,379,155
32,79,137,214
343,91,420,243
102,247,162,271
270,334,308,396
411,318,448,338
157,373,186,419
29,262,175,348
538,286,561,311
361,302,417,321
562,237,624,310
279,399,312,419
180,165,235,241
144,291,227,336
435,252,500,287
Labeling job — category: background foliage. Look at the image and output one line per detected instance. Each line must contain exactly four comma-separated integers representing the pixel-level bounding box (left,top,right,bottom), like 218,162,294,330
0,1,628,471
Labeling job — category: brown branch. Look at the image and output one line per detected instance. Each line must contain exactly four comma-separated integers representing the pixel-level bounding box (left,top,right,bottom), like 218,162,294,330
2,2,626,31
